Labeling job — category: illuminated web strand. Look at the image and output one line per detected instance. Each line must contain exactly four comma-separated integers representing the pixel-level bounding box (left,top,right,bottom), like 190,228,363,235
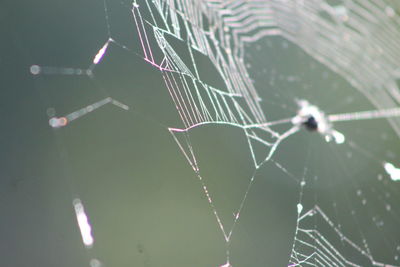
72,197,103,267
30,37,115,77
290,132,400,263
92,39,111,65
328,107,400,122
245,117,293,129
132,1,268,130
268,0,400,135
49,97,129,128
169,125,300,267
168,116,293,133
73,198,94,248
331,147,398,266
30,65,93,76
291,206,400,267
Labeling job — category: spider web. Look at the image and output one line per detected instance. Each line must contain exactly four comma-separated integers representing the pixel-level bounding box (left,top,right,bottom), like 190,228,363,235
31,0,400,266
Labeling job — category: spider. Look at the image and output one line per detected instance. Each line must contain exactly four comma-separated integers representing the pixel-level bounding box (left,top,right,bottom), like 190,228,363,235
303,115,319,131
292,100,345,144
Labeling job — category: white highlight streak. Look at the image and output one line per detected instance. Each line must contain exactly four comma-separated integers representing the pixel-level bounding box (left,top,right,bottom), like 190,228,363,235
328,107,400,122
383,162,400,181
332,130,345,144
93,41,110,65
297,203,303,214
73,198,94,248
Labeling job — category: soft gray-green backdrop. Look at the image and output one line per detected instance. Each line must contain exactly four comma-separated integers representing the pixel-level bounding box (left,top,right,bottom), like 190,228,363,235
2,0,400,266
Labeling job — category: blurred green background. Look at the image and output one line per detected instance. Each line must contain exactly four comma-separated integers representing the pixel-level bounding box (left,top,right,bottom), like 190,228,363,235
2,0,400,266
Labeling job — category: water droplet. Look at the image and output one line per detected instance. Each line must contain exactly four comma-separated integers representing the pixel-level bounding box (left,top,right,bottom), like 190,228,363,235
297,203,303,214
30,65,41,75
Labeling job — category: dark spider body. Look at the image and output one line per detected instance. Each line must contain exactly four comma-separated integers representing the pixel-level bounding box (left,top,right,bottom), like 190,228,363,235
303,116,318,131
